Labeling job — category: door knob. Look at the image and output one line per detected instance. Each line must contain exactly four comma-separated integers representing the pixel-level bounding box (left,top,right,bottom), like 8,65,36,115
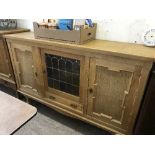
89,88,93,94
35,72,38,77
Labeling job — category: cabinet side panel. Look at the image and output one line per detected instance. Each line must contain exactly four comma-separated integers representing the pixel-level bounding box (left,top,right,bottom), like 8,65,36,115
0,39,10,75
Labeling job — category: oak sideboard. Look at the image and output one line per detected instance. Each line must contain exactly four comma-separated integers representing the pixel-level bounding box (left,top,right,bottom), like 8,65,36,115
5,32,155,134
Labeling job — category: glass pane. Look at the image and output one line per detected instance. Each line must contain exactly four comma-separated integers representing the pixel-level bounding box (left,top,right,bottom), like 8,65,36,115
53,79,60,89
66,72,73,84
47,68,53,78
73,61,80,74
48,78,53,87
52,57,59,69
59,58,66,70
66,60,73,72
53,69,59,80
45,53,80,96
45,54,52,67
59,70,66,81
73,73,80,86
60,81,66,92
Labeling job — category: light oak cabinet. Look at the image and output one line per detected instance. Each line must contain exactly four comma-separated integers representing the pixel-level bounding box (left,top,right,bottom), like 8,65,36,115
6,38,152,134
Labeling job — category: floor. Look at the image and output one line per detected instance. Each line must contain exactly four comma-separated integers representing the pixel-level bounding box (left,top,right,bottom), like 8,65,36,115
0,84,110,135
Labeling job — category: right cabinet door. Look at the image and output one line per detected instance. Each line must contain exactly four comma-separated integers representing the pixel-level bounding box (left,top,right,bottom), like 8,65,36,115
87,57,147,133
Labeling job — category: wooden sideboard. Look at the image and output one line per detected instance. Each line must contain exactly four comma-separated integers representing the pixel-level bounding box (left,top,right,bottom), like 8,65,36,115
5,32,155,134
0,29,29,89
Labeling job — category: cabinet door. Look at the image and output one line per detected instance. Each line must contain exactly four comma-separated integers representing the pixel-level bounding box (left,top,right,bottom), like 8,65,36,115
41,49,87,113
10,43,39,96
0,38,14,82
87,57,145,133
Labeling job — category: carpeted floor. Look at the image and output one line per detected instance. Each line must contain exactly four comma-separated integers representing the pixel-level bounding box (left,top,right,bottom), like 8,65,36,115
0,84,110,135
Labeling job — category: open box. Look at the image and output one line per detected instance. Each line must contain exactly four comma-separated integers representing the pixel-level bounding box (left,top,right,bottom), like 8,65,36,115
33,22,97,44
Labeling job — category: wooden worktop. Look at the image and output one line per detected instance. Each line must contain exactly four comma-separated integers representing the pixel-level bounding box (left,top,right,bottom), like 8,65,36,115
0,28,29,36
4,32,155,61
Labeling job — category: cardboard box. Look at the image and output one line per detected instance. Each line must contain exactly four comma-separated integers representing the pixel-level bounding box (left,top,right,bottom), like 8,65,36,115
33,22,97,44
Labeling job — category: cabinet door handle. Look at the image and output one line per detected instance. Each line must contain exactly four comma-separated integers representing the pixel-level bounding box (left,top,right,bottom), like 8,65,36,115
89,88,93,94
70,104,78,109
35,72,38,77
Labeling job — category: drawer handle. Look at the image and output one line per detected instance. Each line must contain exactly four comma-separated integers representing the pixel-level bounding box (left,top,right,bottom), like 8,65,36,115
70,104,77,109
49,96,55,100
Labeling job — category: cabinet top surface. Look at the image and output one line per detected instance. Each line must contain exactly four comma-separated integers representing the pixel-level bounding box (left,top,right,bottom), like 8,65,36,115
4,32,155,61
0,28,29,35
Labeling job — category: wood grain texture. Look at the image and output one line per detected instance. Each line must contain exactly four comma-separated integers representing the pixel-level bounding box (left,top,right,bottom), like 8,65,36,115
0,91,37,135
10,43,39,96
87,56,152,134
4,32,155,61
0,28,29,36
94,66,132,121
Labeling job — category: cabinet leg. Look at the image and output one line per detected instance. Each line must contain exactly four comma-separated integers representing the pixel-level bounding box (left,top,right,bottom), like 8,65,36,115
17,92,29,103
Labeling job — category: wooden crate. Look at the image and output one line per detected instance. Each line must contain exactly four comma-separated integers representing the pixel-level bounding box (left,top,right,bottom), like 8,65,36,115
33,22,97,44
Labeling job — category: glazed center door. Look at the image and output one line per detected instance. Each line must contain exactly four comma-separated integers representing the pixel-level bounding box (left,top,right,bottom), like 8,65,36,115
41,49,86,113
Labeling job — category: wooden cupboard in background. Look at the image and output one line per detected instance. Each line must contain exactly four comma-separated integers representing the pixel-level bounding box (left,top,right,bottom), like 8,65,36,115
0,38,14,87
0,29,29,89
6,37,152,134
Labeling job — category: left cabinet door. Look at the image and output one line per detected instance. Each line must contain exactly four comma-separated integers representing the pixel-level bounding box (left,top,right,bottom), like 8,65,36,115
0,38,14,83
9,43,39,96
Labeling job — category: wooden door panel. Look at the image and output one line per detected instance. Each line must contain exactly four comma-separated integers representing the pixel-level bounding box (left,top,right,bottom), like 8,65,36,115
15,49,36,88
93,66,133,123
88,57,143,131
12,44,38,96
